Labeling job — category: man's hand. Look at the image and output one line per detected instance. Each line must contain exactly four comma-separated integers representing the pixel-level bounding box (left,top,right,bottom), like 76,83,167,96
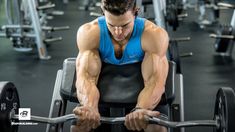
124,109,160,131
73,106,101,132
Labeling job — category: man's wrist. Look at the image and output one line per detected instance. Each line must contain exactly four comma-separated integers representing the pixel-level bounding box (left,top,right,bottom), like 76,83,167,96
130,107,143,112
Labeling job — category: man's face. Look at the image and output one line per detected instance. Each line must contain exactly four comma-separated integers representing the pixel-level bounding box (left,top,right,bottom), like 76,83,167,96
104,10,135,42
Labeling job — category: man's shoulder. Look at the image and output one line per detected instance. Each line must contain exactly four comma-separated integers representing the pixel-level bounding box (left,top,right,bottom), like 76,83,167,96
143,20,167,36
142,20,169,53
77,19,100,50
78,19,100,35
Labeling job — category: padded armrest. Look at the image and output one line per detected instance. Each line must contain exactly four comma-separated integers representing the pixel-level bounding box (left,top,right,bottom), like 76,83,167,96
60,58,77,102
60,58,176,106
165,61,176,104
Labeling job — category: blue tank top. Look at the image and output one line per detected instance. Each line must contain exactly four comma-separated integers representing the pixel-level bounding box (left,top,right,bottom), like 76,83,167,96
98,16,145,65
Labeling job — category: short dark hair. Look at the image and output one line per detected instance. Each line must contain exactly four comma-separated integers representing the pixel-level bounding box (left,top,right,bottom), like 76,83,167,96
101,0,137,16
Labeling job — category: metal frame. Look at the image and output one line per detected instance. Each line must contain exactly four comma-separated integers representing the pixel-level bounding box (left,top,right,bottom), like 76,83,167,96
227,10,235,57
27,0,51,59
46,69,70,132
0,0,67,60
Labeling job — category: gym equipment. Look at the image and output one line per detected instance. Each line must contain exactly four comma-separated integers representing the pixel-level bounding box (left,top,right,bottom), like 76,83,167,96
78,0,98,11
168,37,192,74
44,58,216,132
213,25,233,53
0,81,234,132
46,58,176,132
197,0,220,28
0,0,69,60
209,2,235,58
135,0,188,31
0,82,20,132
165,0,188,31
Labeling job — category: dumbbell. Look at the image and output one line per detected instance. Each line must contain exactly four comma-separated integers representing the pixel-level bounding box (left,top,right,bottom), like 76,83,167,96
0,81,235,132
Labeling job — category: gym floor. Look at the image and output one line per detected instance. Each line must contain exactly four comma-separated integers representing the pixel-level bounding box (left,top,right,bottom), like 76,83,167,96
0,0,235,132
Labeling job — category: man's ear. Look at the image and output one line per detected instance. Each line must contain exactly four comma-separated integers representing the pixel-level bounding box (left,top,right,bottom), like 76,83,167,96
100,6,105,15
134,7,140,16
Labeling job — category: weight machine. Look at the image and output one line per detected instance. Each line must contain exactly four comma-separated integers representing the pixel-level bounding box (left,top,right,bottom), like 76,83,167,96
0,0,69,60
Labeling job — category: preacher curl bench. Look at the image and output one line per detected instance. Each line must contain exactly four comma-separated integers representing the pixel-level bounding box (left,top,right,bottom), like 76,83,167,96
46,58,178,132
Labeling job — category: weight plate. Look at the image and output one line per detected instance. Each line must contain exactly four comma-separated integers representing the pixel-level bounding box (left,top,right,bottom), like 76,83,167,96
0,81,20,132
214,87,235,132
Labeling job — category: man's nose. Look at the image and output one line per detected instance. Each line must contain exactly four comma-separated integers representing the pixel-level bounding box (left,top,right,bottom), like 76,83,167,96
114,27,123,36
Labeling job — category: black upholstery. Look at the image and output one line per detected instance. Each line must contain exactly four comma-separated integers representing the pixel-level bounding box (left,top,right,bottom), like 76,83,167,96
142,0,152,5
60,58,175,107
97,62,144,104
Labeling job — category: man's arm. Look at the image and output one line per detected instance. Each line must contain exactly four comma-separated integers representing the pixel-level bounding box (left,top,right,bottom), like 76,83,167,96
72,22,101,131
75,22,101,111
76,50,101,110
136,24,169,110
124,23,169,131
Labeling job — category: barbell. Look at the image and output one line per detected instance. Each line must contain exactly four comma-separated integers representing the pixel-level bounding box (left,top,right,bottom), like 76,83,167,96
0,81,235,132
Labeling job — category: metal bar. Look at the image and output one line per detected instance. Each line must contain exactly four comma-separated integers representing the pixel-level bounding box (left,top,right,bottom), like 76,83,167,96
230,10,235,29
52,26,70,31
12,114,76,124
149,117,218,128
174,74,185,132
180,52,193,57
27,0,50,59
0,32,36,38
44,37,62,43
152,0,166,29
217,2,235,8
37,4,55,10
209,34,234,39
171,37,191,42
2,25,33,29
5,0,12,24
178,13,188,18
0,33,7,37
90,12,102,17
51,10,64,16
13,0,21,24
11,114,219,128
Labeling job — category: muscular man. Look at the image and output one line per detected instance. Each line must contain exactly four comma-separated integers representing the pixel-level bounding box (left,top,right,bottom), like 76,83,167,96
72,0,169,131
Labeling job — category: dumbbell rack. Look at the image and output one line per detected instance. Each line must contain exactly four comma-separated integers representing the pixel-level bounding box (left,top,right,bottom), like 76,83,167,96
0,0,69,60
209,2,235,59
